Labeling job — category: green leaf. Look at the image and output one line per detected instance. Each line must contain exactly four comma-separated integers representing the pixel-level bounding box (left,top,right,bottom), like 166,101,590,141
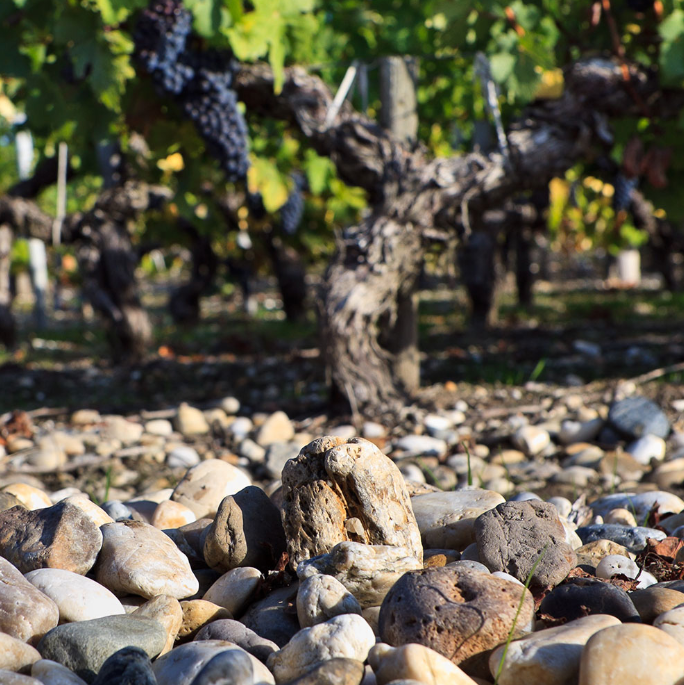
304,149,334,195
269,22,286,94
490,52,515,83
660,10,684,84
185,0,223,37
225,11,272,60
247,157,288,212
225,0,243,21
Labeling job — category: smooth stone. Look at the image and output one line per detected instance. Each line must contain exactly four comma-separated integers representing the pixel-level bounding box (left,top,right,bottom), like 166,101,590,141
71,410,101,425
538,577,640,623
0,672,42,684
239,584,301,648
267,614,375,684
152,500,196,529
32,659,88,684
604,508,637,527
0,632,41,672
239,440,266,463
203,568,262,616
194,620,278,663
595,555,639,580
227,418,253,440
263,443,301,479
475,501,577,587
131,595,183,655
179,601,233,641
61,495,113,528
25,569,125,623
608,396,670,439
90,646,156,685
297,542,422,608
630,587,684,623
175,404,210,437
101,417,144,446
509,492,542,502
379,566,534,668
202,487,286,573
2,484,52,510
168,447,201,470
489,614,620,685
575,523,666,553
0,502,102,574
172,460,252,519
411,490,505,551
450,559,489,573
546,497,572,518
559,419,603,445
101,501,134,521
255,412,295,447
392,436,447,458
512,426,551,456
95,521,199,600
281,437,423,568
598,452,646,482
369,643,477,685
152,641,274,685
575,540,634,569
0,491,24,512
37,615,166,683
654,606,684,645
220,398,240,415
578,623,684,684
287,658,364,685
652,459,684,490
627,434,667,465
296,573,362,627
188,648,253,685
562,445,604,469
550,466,597,487
145,419,173,436
0,557,60,643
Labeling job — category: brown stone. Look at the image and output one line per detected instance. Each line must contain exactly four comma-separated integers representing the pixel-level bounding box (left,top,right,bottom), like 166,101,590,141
132,595,183,655
0,503,102,575
281,437,422,567
630,587,684,624
575,539,633,570
378,565,534,668
178,600,233,641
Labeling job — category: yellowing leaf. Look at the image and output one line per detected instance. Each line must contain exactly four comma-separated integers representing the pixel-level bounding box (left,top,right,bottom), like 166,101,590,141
247,158,288,212
533,68,563,99
158,152,185,172
0,93,17,122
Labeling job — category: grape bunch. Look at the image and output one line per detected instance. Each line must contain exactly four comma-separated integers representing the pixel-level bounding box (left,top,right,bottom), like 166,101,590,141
134,0,249,182
279,173,307,235
613,174,638,212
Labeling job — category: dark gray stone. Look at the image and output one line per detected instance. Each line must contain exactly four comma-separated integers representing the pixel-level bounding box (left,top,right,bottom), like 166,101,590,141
189,649,253,685
447,560,489,573
608,397,670,439
194,619,278,663
38,615,167,683
474,500,577,587
0,492,24,512
288,658,365,685
539,577,641,623
91,646,156,685
202,486,287,573
575,523,666,553
0,502,102,574
102,501,135,521
264,442,301,479
238,583,300,648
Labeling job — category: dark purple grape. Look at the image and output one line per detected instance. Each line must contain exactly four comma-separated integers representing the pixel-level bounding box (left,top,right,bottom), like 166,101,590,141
280,174,306,235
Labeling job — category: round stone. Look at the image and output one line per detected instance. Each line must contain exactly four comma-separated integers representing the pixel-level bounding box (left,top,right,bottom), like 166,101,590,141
608,397,670,439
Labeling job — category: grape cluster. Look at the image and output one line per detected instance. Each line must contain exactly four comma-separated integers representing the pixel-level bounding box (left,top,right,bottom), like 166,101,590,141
280,174,307,235
134,1,249,182
613,174,638,212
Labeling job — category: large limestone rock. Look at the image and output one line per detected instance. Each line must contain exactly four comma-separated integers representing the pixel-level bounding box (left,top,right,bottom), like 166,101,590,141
281,437,422,567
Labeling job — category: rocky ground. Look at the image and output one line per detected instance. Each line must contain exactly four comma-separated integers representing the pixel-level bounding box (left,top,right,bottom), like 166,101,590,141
0,377,684,685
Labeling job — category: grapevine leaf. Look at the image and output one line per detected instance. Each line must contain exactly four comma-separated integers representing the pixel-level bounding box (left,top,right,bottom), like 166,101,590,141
185,0,223,38
225,11,272,60
94,0,117,25
659,10,684,85
304,150,335,195
225,0,243,22
248,157,288,212
269,21,286,94
490,51,515,82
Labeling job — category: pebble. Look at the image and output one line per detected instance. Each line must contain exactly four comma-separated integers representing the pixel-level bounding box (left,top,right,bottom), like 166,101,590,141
297,542,422,608
194,620,278,663
0,501,102,575
179,600,233,641
95,520,199,599
168,446,201,469
654,606,684,645
31,659,89,685
61,495,113,528
267,614,376,684
239,439,267,463
220,397,240,415
630,586,684,622
101,416,144,445
263,442,301,479
187,648,253,685
100,500,134,521
474,500,577,587
590,491,684,520
281,437,423,567
203,567,262,616
37,615,167,682
0,557,59,642
0,491,23,512
369,643,477,685
0,672,42,684
171,459,252,519
202,486,286,572
575,523,666,553
559,419,604,445
152,500,197,529
627,434,667,465
410,490,505,551
71,410,101,425
0,632,41,672
131,595,183,655
3,483,53,509
90,647,156,685
287,658,365,685
610,396,671,439
227,417,254,440
255,411,295,447
392,435,447,458
512,425,551,456
379,566,534,668
152,641,274,685
539,577,640,623
145,419,174,436
25,569,125,623
175,404,210,437
238,584,301,648
296,573,362,627
578,623,684,685
489,614,620,685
